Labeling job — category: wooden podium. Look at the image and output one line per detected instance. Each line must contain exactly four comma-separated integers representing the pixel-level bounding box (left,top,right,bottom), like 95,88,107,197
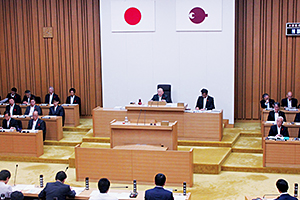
261,122,300,138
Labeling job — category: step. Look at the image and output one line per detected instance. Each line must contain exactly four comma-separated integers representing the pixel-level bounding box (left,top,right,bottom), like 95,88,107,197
232,137,263,153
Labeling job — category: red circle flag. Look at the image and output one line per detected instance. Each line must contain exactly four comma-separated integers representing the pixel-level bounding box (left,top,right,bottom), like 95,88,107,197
124,7,141,25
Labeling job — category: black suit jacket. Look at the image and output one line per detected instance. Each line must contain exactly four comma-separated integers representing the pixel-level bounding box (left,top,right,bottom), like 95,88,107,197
27,118,46,141
151,94,172,103
6,93,22,103
196,95,215,110
66,95,81,115
260,99,275,108
24,105,42,115
45,93,60,104
38,181,76,200
268,125,289,137
267,111,287,122
2,118,19,129
5,104,22,115
294,113,300,122
281,98,298,107
145,187,174,200
22,94,36,103
277,194,297,200
49,106,65,126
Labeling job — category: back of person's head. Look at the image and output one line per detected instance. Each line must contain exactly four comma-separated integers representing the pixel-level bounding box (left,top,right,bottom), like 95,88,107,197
155,173,166,186
55,171,67,182
10,191,24,200
201,88,208,94
276,179,289,193
0,170,11,181
98,178,110,193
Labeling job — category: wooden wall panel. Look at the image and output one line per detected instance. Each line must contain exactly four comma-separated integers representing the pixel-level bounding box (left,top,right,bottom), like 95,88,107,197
235,0,300,120
0,0,102,115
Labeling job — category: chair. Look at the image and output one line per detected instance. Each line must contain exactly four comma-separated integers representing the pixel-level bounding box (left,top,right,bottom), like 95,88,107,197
35,96,41,104
16,120,23,131
157,84,172,103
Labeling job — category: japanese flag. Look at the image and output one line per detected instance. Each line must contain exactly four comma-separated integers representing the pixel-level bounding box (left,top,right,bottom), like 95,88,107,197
111,0,155,32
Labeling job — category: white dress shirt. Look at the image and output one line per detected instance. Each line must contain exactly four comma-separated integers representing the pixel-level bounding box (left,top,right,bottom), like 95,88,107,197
70,96,75,104
265,102,270,109
89,192,118,200
203,97,207,109
10,104,14,116
0,182,12,198
7,118,11,128
274,112,279,122
29,106,35,116
32,119,38,130
277,126,281,135
49,93,53,104
288,99,292,108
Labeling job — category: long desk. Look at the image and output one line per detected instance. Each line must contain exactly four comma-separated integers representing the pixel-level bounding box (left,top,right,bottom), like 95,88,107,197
0,116,63,141
261,122,300,138
0,130,43,157
263,138,300,168
110,121,178,150
261,108,300,122
93,106,223,141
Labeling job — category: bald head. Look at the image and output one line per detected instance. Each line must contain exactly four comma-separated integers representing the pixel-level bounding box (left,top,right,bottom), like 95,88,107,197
157,88,164,97
287,91,293,100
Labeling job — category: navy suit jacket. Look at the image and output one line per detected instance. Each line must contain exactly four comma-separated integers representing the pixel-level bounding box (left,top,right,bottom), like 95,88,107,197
45,93,60,104
277,193,297,200
281,98,298,107
260,99,275,108
66,95,81,115
24,105,42,115
2,118,19,129
5,104,22,115
49,106,65,126
268,125,289,137
267,111,287,122
151,94,172,103
196,95,215,110
27,118,46,141
145,187,174,200
22,94,36,104
6,93,22,103
38,181,76,200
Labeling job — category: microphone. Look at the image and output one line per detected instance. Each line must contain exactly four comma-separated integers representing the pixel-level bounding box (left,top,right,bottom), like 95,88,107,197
110,186,129,188
40,175,44,188
65,166,69,172
129,180,138,198
295,183,298,197
14,164,18,186
136,109,142,125
183,182,186,196
85,177,89,190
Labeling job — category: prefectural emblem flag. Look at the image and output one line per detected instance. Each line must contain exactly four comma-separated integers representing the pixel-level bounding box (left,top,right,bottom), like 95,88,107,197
176,0,223,31
111,0,155,32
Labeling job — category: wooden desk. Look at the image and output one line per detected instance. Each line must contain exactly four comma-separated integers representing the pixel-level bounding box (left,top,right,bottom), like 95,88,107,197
0,130,43,157
0,116,63,141
261,109,300,122
93,106,223,141
245,195,279,200
110,121,178,150
75,144,194,187
261,122,300,138
263,138,300,167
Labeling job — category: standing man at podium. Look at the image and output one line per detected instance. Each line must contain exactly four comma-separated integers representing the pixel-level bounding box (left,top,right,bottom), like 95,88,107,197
195,88,215,110
151,88,172,103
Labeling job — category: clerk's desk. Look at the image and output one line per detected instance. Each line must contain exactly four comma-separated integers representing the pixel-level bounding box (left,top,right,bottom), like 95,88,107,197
0,129,43,157
261,108,300,122
261,122,300,138
0,104,80,127
93,104,223,141
0,115,63,141
245,194,281,200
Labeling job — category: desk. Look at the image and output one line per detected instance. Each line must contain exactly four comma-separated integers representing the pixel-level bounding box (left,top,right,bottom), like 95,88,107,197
110,121,178,150
263,138,300,167
261,109,300,122
245,195,279,200
93,106,223,141
0,116,63,141
0,130,43,157
261,122,300,138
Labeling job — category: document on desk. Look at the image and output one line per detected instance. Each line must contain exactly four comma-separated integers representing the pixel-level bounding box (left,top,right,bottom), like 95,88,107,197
26,187,43,194
295,123,300,125
265,121,275,124
174,196,188,200
72,187,85,196
12,184,35,192
90,190,130,199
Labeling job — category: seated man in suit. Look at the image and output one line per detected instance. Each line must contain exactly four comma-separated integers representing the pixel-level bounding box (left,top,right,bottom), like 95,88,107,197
49,98,65,126
267,102,286,122
24,98,42,116
89,178,117,200
5,87,22,103
45,86,60,105
5,98,22,116
151,88,172,103
281,91,298,108
268,116,289,137
145,173,174,200
66,88,81,115
38,171,75,200
260,93,275,109
1,111,19,129
0,170,12,198
195,88,215,110
275,179,297,200
27,111,46,141
22,90,36,105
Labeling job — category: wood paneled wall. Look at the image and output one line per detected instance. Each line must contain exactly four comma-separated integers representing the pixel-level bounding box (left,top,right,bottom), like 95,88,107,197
0,0,102,116
235,0,300,120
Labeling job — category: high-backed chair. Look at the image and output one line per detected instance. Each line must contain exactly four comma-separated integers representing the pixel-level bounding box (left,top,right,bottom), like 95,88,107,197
35,96,41,104
157,84,172,103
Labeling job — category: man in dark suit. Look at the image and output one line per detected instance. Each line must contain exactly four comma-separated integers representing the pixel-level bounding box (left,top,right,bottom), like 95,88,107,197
151,88,172,103
5,98,22,116
275,179,297,200
1,111,19,129
38,171,75,200
281,91,298,108
22,90,36,105
145,173,174,200
27,111,46,141
5,87,22,103
45,86,60,104
24,98,42,115
66,88,81,115
260,93,275,109
49,98,65,126
268,117,289,137
195,88,215,110
267,102,286,121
